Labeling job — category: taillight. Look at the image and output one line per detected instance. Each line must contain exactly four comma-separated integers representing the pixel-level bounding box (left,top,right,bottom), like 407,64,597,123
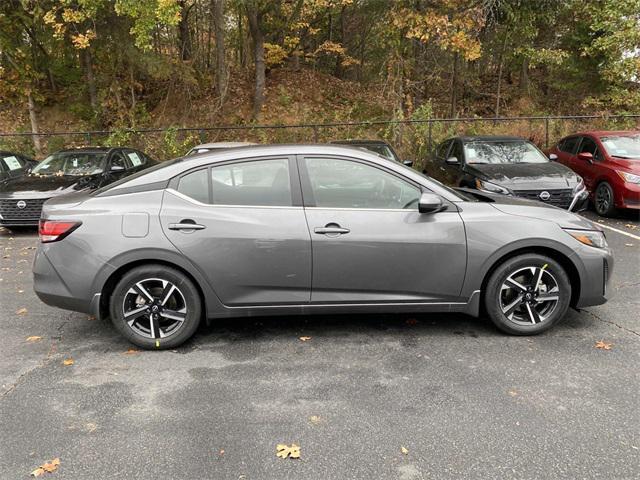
39,220,82,243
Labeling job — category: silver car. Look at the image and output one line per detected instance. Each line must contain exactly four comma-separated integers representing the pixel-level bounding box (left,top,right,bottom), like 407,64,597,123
33,145,613,349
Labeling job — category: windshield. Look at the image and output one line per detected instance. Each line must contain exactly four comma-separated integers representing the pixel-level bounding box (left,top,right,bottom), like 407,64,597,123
464,141,548,164
32,152,106,176
600,135,640,159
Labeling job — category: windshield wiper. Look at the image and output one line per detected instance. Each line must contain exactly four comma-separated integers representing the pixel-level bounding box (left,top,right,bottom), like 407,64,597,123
612,155,637,159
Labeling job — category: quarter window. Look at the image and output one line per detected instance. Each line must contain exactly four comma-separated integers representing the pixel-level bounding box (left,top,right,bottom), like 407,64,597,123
177,168,209,204
304,157,421,209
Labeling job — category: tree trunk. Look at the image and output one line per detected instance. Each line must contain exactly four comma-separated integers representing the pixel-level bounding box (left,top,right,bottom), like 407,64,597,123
177,0,193,61
212,0,227,106
246,4,265,119
81,48,99,114
449,53,459,118
495,31,509,117
519,57,530,95
27,92,43,157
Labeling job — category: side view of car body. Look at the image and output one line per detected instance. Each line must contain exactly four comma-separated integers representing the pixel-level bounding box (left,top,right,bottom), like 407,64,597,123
548,130,640,216
432,136,588,210
0,151,37,183
0,147,156,228
33,145,612,349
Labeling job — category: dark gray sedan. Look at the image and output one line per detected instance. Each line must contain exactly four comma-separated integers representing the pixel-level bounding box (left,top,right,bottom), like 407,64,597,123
33,145,612,349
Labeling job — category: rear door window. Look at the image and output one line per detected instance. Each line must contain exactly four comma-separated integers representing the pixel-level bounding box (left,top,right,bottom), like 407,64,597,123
559,137,580,154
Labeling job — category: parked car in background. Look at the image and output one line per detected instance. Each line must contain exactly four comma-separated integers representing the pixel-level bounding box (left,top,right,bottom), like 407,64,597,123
185,142,256,156
0,151,37,183
33,145,611,349
0,147,156,228
331,139,413,165
548,131,640,216
433,136,587,210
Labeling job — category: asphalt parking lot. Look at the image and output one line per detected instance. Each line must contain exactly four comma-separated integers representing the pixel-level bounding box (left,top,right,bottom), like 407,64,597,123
1,209,638,479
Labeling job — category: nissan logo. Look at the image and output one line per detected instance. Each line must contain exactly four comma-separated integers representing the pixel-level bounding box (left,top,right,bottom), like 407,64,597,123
16,200,27,209
539,191,551,201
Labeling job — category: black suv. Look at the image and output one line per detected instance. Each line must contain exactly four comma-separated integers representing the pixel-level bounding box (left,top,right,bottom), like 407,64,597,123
0,147,156,228
431,136,586,210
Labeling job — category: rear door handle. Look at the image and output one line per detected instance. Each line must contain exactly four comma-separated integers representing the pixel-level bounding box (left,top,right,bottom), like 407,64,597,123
168,221,206,231
314,224,350,235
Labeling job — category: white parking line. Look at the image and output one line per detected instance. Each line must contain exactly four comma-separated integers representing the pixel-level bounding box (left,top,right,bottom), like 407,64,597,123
597,223,640,241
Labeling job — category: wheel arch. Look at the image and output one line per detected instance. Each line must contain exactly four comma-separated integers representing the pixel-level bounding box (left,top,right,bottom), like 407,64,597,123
479,245,582,313
94,249,224,321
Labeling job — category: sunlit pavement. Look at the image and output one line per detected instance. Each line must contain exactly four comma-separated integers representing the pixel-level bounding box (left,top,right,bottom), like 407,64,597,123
0,208,638,479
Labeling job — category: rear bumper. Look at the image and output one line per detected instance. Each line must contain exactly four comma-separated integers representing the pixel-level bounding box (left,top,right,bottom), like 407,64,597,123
33,248,93,314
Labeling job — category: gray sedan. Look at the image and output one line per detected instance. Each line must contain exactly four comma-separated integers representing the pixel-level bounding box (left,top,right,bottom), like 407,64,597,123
33,145,613,349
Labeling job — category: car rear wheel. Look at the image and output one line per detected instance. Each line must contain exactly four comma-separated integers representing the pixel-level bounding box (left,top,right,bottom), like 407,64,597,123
109,265,202,349
594,182,616,217
484,254,571,335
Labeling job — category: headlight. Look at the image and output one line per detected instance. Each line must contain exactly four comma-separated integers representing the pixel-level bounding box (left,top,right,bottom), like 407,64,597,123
616,171,640,184
475,178,511,195
564,228,607,248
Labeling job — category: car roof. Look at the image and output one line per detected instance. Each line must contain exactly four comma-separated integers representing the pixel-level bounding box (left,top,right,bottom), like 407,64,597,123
56,147,114,154
567,130,640,138
455,135,526,142
191,142,257,149
331,139,391,146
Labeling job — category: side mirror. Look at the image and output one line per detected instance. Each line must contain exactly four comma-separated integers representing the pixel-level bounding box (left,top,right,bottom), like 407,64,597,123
445,156,459,165
549,153,558,161
577,152,593,163
418,192,444,214
110,165,126,172
403,160,413,167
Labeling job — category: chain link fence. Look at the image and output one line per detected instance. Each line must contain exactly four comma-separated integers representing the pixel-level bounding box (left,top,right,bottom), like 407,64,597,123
1,114,638,172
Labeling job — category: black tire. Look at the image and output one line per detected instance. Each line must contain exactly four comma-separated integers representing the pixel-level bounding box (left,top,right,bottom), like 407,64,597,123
109,264,202,349
594,182,617,217
484,254,571,335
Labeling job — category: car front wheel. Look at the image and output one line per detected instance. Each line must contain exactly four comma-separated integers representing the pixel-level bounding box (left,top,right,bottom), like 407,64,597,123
109,265,202,349
484,254,571,335
594,181,616,217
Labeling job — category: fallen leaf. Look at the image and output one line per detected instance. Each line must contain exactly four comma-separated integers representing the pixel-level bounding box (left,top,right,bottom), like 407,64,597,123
508,390,518,397
401,446,409,455
26,336,42,343
18,289,24,293
16,307,27,315
625,243,634,247
31,458,60,476
85,423,97,433
624,223,637,230
123,348,140,355
595,340,613,350
218,449,225,456
63,358,74,366
309,415,321,424
276,443,300,459
299,336,311,342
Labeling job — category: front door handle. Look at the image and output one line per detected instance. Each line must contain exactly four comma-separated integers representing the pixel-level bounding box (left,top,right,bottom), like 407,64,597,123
168,220,206,231
314,223,350,236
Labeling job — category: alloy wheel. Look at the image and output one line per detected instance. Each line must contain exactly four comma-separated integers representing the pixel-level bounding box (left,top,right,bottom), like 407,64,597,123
595,184,611,215
122,278,187,339
499,266,560,326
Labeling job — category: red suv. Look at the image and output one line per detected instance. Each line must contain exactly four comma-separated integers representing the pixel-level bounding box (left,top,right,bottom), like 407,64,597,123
549,131,640,216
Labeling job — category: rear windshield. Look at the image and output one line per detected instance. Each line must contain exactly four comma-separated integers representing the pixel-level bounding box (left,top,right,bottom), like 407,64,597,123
600,135,640,159
464,141,548,164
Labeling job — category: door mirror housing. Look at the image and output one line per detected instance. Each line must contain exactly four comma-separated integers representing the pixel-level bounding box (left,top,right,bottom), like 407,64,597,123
577,152,593,163
403,160,413,167
548,153,558,161
418,192,444,214
445,156,459,165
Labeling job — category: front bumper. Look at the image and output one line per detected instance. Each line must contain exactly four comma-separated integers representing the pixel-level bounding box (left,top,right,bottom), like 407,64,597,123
0,197,48,226
618,182,640,210
573,244,614,309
